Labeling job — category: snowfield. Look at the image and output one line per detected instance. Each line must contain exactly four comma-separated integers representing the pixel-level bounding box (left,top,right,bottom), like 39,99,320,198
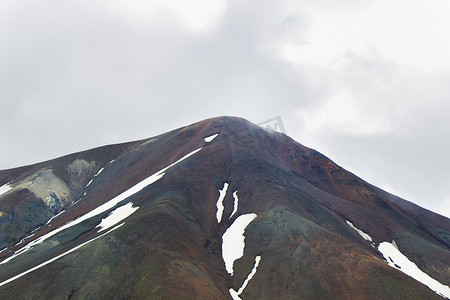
346,219,450,299
96,202,139,232
378,241,450,299
222,213,257,276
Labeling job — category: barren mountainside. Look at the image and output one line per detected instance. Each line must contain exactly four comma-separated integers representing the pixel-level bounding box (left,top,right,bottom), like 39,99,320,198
0,116,448,299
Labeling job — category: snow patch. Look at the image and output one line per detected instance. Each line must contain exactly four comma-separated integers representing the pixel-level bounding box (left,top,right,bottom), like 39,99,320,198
14,234,35,246
239,255,261,294
222,213,257,275
0,147,203,265
94,167,104,177
45,210,66,226
84,167,104,189
96,202,138,232
346,220,373,242
229,191,239,219
378,241,450,299
85,179,93,188
0,223,124,288
216,183,229,223
229,256,262,299
159,147,203,173
0,183,12,198
229,288,241,300
204,133,219,142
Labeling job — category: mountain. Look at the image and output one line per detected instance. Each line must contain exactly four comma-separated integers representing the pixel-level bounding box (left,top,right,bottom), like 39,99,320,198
0,116,448,299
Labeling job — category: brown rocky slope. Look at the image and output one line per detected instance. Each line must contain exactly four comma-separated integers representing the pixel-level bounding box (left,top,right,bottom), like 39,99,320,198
0,116,448,299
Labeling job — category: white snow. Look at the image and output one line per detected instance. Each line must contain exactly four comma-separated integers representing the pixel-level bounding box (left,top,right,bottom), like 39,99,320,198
378,241,450,299
0,223,124,288
216,183,229,223
45,210,66,226
0,183,12,198
158,147,203,173
222,213,257,276
14,234,35,246
94,167,104,177
96,202,138,232
229,191,239,219
237,255,261,294
229,256,262,299
30,224,44,234
204,133,219,142
84,167,104,188
0,147,203,265
85,179,93,188
345,220,373,242
229,288,241,300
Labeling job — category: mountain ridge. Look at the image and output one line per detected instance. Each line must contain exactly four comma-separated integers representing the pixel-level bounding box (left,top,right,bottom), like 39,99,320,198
0,116,448,299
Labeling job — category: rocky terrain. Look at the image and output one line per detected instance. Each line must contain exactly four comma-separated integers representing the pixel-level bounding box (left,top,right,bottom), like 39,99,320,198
0,116,448,299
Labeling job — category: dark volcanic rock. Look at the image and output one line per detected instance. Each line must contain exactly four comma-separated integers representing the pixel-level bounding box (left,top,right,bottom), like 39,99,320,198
0,116,448,299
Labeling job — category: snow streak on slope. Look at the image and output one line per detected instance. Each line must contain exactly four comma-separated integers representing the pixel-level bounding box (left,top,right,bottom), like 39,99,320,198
229,255,262,299
229,191,239,219
0,183,11,198
216,183,229,223
14,233,35,247
0,147,203,265
345,220,374,244
96,202,138,232
85,179,94,188
204,133,219,142
345,219,449,298
94,167,104,177
229,289,241,300
85,166,106,189
0,224,124,287
222,213,257,276
45,210,66,226
378,241,450,299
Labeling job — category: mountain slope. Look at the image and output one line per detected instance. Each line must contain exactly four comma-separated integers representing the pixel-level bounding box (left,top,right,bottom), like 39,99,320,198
0,116,448,299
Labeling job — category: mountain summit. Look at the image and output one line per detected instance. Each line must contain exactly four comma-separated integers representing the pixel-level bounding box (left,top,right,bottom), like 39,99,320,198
0,116,448,299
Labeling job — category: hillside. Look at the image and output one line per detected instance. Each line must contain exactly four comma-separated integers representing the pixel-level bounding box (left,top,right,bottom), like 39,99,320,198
0,116,448,299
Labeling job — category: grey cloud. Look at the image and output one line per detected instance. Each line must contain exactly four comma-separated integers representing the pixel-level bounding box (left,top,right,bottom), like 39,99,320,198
300,49,450,217
0,0,448,218
0,0,319,167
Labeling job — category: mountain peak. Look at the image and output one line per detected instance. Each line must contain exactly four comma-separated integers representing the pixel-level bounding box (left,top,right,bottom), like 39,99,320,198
0,117,448,299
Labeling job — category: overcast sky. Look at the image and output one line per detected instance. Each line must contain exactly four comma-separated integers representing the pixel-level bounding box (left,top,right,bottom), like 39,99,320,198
1,0,449,218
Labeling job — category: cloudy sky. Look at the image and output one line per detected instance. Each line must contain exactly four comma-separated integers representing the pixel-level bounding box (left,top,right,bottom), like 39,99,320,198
1,0,449,218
